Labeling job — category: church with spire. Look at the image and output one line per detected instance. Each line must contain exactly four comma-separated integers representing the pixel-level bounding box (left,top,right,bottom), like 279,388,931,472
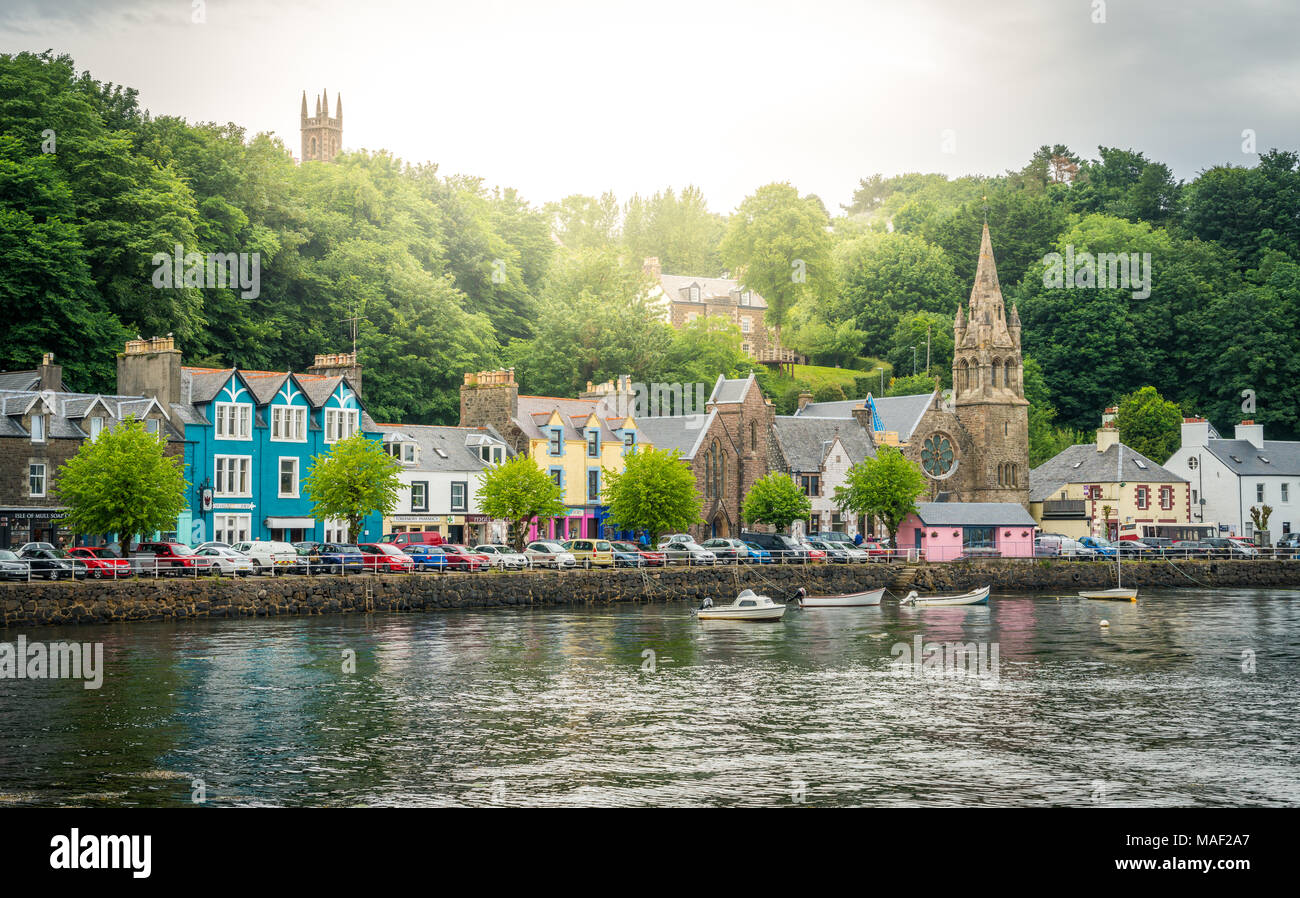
300,89,342,163
789,223,1030,509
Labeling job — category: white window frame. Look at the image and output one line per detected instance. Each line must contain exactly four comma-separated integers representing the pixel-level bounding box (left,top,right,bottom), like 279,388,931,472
1283,483,1290,503
88,416,104,440
215,401,252,440
325,408,359,444
271,405,307,442
450,481,467,512
30,414,44,443
214,513,251,544
215,455,252,497
29,463,45,498
278,457,299,498
410,481,428,512
323,518,349,543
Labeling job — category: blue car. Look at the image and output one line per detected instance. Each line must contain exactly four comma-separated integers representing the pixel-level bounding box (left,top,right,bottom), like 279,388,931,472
402,544,449,572
743,541,774,564
297,542,366,573
1078,536,1117,557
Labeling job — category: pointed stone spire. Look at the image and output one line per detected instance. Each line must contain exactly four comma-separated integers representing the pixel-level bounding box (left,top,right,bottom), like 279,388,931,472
968,222,1004,316
322,88,329,119
315,94,321,117
335,93,342,122
300,90,308,121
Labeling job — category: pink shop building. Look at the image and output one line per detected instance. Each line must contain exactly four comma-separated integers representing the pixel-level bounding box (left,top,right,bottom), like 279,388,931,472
898,502,1038,561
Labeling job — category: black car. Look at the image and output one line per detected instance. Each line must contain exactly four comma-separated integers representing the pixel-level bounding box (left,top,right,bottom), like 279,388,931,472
1275,533,1300,557
739,531,810,564
18,547,81,580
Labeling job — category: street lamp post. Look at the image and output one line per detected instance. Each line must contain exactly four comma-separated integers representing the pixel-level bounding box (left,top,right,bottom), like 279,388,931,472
875,366,884,394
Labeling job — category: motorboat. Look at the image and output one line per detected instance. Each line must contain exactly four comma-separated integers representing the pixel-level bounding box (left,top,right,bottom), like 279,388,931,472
899,585,990,607
796,586,884,608
695,589,787,621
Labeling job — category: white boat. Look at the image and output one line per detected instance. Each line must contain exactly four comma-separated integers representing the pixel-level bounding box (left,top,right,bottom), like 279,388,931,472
1079,587,1137,602
797,586,884,608
899,585,990,607
695,589,787,621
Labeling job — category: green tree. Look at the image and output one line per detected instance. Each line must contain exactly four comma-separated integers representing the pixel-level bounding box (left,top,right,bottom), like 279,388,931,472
476,455,567,551
303,431,402,543
656,315,751,384
720,182,831,342
885,311,953,387
55,417,187,553
1023,356,1084,466
885,373,939,397
742,471,812,533
601,447,702,546
623,185,726,276
1114,386,1183,463
832,446,926,547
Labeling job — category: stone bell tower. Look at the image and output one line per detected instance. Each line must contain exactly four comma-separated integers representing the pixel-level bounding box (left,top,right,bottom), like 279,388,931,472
951,223,1030,505
300,89,342,163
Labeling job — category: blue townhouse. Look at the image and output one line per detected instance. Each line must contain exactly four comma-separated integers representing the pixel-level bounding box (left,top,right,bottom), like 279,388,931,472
117,338,384,546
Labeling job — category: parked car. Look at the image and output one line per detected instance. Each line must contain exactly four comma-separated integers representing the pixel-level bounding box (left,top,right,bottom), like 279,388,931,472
742,541,774,564
131,541,210,577
402,544,451,572
659,533,697,545
1173,540,1214,557
0,550,30,581
805,539,865,563
1077,536,1118,558
1275,532,1300,556
809,531,857,546
859,536,891,560
15,542,56,555
440,544,490,572
740,531,811,564
607,541,647,568
358,543,417,573
700,537,753,564
195,546,255,576
195,541,231,552
68,546,133,579
524,541,577,569
609,541,665,567
231,540,299,574
292,542,365,574
562,539,615,569
659,540,717,565
383,531,444,547
473,544,529,570
1205,537,1258,557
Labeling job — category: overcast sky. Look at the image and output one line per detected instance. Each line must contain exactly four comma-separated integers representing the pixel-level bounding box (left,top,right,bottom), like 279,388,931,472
3,0,1297,213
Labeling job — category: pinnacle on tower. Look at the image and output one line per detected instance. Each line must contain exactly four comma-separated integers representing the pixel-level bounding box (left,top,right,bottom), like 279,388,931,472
315,94,321,117
968,222,1005,317
322,88,329,119
300,90,307,121
336,93,342,122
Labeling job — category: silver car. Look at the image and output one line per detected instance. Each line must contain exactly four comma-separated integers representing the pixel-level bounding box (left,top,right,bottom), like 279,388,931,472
659,541,717,565
524,541,577,569
195,546,255,576
474,544,529,570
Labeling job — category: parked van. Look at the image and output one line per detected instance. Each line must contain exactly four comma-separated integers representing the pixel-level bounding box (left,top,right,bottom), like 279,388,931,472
230,540,298,573
562,538,614,569
383,531,444,547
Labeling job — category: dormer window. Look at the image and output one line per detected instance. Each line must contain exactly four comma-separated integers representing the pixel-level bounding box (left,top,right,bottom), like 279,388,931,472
587,429,599,458
548,429,562,455
624,431,635,450
30,413,45,443
144,418,160,436
89,416,104,440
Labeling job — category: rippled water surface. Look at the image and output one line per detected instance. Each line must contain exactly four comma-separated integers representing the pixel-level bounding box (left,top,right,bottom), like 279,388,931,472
1,588,1297,806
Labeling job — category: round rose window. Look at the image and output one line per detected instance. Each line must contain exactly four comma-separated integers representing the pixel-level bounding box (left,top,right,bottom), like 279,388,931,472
921,433,956,478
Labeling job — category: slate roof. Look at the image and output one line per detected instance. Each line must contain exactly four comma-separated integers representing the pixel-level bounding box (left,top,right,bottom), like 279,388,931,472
633,410,716,460
772,415,875,472
513,394,628,442
377,424,512,473
708,374,756,405
657,273,768,309
1029,441,1187,502
793,391,934,443
0,389,181,441
914,502,1038,527
0,370,43,391
1202,439,1300,477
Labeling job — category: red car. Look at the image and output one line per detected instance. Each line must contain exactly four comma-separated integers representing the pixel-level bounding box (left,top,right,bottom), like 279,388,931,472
358,543,416,573
439,544,490,572
68,546,132,579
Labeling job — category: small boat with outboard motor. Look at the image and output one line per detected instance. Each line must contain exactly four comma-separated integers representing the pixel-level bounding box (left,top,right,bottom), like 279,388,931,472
695,589,787,621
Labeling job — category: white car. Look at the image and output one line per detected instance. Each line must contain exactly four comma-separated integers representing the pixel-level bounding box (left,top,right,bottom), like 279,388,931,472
195,546,255,576
474,545,529,570
659,541,717,565
230,540,298,574
524,541,577,569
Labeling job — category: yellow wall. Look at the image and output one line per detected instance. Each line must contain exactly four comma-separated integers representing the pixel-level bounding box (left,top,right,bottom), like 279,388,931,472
527,433,633,506
1035,480,1191,537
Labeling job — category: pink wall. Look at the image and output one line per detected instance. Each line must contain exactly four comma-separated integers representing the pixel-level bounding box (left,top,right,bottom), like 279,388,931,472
898,514,1037,562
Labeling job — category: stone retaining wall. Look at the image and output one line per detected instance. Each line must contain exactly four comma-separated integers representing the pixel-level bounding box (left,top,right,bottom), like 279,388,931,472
3,559,1298,628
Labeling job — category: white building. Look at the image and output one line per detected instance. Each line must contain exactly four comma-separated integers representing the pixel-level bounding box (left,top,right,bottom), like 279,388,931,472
771,414,876,538
1165,418,1300,540
380,424,512,545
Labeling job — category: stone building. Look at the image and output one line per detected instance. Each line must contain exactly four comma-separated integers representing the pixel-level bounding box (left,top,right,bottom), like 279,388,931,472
770,414,875,537
791,224,1031,510
301,89,342,163
644,259,803,365
0,353,182,548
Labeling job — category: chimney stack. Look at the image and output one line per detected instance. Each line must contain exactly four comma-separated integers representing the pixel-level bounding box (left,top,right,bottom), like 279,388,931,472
642,257,662,280
37,352,62,391
1181,417,1209,449
1235,419,1264,449
306,351,363,397
118,336,183,425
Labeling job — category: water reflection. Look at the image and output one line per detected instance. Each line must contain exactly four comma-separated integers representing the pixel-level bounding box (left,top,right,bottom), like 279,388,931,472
0,589,1296,806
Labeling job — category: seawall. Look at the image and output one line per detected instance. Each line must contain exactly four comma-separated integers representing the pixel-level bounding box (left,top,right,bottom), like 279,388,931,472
3,559,1299,628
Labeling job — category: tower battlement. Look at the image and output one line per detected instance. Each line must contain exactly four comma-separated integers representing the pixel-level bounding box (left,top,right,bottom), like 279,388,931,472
300,89,342,163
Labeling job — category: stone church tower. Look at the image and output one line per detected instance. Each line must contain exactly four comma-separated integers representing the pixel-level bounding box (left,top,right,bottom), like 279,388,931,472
300,89,342,163
951,223,1030,504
